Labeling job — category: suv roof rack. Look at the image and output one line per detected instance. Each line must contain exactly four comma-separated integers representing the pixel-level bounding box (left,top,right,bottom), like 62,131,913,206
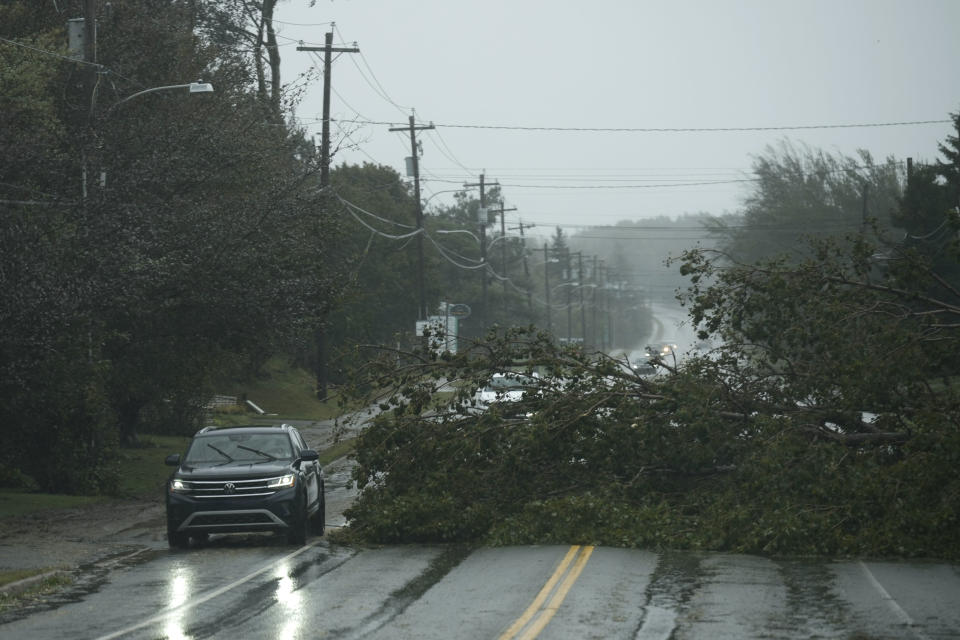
193,423,295,436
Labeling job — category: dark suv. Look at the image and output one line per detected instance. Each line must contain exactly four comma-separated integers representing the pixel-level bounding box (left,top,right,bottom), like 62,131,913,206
164,424,325,548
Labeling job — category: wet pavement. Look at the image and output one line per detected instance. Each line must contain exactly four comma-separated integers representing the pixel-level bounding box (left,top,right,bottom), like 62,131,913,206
1,540,957,639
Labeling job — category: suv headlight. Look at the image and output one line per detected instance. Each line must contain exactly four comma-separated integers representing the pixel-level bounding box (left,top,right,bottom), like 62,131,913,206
170,479,190,493
267,474,296,489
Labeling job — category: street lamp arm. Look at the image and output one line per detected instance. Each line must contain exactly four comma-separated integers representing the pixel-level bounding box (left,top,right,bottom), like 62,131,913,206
421,189,462,210
486,234,526,251
106,82,214,114
435,228,481,244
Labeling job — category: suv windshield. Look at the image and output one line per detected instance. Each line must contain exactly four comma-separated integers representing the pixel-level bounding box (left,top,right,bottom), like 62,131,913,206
184,433,294,464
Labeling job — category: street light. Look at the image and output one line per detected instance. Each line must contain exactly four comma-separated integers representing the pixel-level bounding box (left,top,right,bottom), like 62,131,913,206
421,189,462,211
436,228,480,245
435,229,526,255
90,81,215,194
106,81,214,113
486,234,526,252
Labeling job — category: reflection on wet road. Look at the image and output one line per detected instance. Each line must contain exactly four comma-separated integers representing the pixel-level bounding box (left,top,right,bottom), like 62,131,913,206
2,540,958,639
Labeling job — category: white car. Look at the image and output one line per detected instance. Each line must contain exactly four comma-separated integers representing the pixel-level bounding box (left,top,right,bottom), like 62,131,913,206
476,372,540,412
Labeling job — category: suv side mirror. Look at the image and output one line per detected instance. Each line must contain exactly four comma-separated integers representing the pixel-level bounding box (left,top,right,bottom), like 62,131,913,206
165,454,181,466
294,449,319,468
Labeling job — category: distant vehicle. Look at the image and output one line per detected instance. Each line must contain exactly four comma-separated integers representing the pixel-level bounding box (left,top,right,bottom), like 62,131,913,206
476,372,540,415
644,342,678,361
164,423,324,549
630,361,658,376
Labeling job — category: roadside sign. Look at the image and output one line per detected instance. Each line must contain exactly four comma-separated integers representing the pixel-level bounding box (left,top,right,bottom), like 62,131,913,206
448,304,471,319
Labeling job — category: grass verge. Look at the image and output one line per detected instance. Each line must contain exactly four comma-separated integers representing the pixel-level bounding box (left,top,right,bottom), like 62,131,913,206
0,571,73,609
116,434,193,499
216,356,354,421
0,492,105,518
0,568,52,590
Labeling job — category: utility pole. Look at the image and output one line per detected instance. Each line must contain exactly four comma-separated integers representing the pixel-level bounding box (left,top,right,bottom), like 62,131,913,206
297,32,359,190
297,31,359,401
389,116,434,321
566,249,573,343
599,260,606,352
464,173,492,329
543,243,552,334
82,0,98,116
79,0,99,201
490,201,517,313
578,253,587,348
861,182,869,236
514,222,534,314
591,255,598,350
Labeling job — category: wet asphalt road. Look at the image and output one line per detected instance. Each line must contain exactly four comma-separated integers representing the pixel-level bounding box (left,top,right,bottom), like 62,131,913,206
1,536,958,639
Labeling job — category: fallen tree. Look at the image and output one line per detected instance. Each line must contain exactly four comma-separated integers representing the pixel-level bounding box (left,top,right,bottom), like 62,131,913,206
338,123,960,557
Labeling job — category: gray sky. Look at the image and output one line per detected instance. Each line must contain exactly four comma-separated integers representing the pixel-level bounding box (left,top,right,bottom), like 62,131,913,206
276,0,960,236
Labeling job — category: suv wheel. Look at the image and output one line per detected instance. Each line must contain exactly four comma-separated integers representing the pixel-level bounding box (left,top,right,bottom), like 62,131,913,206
168,524,190,550
310,495,325,537
286,496,309,545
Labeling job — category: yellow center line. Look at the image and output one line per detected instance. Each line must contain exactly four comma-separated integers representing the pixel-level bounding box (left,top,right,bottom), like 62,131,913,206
498,545,595,640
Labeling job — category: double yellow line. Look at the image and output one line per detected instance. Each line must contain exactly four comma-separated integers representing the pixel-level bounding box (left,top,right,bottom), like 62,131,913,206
498,545,595,640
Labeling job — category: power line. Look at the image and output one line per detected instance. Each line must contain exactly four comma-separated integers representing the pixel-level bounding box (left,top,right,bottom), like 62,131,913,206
333,117,951,133
333,24,412,117
0,35,103,68
334,192,416,229
422,177,758,189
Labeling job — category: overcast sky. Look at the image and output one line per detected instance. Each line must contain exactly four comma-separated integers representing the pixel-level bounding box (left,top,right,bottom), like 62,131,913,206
274,0,960,236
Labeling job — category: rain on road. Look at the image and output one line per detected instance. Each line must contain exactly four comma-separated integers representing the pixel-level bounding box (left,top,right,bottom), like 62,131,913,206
1,538,958,639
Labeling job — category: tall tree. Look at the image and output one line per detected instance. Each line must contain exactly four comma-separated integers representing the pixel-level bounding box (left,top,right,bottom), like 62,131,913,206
719,142,902,264
0,0,349,487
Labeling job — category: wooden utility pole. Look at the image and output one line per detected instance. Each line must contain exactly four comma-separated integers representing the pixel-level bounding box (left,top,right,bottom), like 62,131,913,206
297,32,358,401
592,255,598,349
80,0,99,200
578,252,587,348
566,249,573,343
514,222,534,313
389,116,434,320
490,201,517,312
861,182,869,236
543,243,552,334
464,174,492,329
599,260,606,352
297,32,359,189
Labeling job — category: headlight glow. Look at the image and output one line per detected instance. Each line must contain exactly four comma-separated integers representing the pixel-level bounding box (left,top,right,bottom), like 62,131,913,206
268,474,296,489
170,479,189,493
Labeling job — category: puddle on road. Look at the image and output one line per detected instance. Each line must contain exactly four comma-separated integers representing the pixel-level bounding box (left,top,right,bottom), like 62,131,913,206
633,550,706,638
773,559,849,638
327,544,473,639
633,553,855,639
0,546,165,624
181,545,354,639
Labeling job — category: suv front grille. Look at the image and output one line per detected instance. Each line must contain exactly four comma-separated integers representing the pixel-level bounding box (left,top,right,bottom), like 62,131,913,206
181,477,283,498
191,512,275,526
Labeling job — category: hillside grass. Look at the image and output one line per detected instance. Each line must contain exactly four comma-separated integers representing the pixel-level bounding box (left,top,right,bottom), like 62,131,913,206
217,356,349,422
